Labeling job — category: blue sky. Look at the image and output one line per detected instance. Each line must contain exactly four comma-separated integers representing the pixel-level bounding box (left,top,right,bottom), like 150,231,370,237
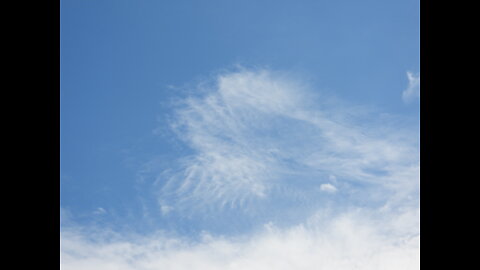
60,0,419,268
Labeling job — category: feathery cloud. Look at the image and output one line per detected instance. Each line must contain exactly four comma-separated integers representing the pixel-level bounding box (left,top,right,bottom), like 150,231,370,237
154,68,419,217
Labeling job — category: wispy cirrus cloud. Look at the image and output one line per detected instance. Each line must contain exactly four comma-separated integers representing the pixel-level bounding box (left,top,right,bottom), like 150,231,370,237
154,68,419,217
402,71,420,103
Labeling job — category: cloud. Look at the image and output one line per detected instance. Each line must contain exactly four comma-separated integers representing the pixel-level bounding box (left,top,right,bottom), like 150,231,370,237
93,207,107,215
320,183,337,193
60,67,419,269
160,205,173,215
402,72,420,103
61,207,419,270
153,68,419,216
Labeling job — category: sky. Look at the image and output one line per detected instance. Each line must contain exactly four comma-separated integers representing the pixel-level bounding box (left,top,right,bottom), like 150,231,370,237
60,0,420,269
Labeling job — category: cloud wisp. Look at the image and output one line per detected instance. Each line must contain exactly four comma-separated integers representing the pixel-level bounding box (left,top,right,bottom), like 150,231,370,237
402,71,420,103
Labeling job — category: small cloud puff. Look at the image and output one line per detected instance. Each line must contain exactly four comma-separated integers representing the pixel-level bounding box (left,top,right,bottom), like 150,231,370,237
320,183,337,193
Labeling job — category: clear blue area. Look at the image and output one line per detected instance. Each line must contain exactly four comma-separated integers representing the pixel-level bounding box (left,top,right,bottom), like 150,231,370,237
60,0,419,233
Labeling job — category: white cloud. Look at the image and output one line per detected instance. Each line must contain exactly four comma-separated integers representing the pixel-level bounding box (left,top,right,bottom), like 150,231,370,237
93,207,107,215
402,72,420,103
61,208,419,270
61,67,420,269
320,183,337,193
154,68,419,215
